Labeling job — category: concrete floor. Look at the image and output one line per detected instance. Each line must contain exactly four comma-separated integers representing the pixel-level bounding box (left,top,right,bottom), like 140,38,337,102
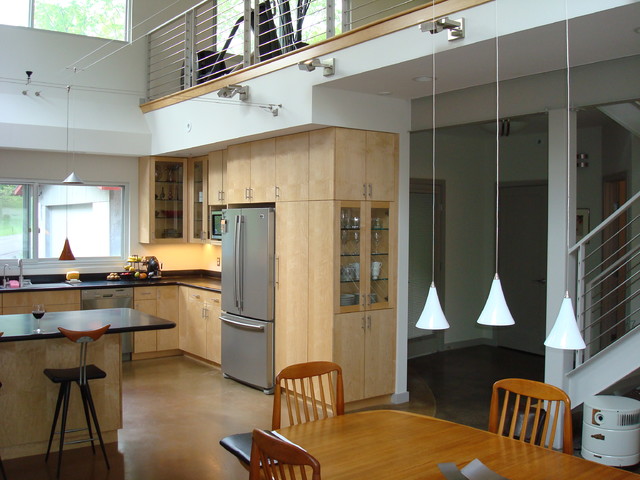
4,347,639,479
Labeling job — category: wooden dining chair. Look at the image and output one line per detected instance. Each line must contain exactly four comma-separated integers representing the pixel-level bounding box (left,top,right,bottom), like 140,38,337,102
249,428,321,480
488,378,573,454
220,361,344,469
272,361,345,429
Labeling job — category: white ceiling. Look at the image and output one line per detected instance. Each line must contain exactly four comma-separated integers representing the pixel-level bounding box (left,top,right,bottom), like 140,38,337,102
320,2,640,101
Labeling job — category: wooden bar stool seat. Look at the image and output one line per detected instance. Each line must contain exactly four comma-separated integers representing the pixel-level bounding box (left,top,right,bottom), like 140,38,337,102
43,324,111,478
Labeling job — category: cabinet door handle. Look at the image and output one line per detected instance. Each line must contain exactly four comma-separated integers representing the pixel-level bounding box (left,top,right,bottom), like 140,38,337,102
275,186,280,198
368,183,373,198
249,188,253,200
192,294,201,299
361,317,366,330
245,188,249,199
362,184,367,198
367,315,372,330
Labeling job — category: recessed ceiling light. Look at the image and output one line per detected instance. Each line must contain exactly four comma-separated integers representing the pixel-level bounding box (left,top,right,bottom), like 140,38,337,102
634,26,640,34
413,75,433,82
377,91,392,96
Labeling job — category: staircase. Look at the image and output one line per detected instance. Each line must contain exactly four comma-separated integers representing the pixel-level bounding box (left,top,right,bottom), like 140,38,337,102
566,190,640,407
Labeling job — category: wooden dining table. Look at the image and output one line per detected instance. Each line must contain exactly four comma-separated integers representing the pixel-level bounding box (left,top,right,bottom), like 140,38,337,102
275,410,639,479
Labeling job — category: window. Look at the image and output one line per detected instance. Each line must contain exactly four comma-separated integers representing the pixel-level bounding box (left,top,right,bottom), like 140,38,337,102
0,182,125,260
0,0,129,41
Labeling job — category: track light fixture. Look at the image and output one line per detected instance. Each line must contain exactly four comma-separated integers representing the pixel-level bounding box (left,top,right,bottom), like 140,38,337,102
217,84,249,101
297,58,335,76
420,17,465,41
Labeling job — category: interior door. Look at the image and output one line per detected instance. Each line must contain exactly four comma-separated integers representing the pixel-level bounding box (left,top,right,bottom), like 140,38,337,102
497,183,548,355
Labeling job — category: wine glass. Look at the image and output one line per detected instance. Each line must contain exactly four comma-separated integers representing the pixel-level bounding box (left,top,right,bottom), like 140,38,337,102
32,304,45,333
352,231,360,255
373,231,382,254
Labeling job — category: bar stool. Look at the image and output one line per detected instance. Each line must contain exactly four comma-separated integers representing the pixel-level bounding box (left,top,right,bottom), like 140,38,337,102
0,332,7,480
43,324,111,478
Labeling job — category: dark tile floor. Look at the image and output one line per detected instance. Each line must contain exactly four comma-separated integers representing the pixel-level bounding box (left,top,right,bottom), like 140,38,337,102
3,347,639,479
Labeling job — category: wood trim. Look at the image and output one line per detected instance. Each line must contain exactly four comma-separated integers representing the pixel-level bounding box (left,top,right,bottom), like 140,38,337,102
140,0,491,113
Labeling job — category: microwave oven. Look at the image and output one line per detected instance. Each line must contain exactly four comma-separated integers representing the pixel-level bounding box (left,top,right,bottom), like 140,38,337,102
211,210,223,240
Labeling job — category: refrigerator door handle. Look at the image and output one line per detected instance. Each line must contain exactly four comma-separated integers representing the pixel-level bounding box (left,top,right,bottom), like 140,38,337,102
220,316,266,331
234,215,243,310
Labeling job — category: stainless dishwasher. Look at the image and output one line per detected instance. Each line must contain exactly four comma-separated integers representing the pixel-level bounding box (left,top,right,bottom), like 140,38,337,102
81,288,134,360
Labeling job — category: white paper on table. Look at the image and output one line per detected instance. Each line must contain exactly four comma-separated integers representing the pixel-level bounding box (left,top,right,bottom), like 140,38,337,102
460,459,510,480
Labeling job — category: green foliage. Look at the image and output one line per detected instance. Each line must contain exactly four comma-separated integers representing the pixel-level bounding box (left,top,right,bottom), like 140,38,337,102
34,0,126,41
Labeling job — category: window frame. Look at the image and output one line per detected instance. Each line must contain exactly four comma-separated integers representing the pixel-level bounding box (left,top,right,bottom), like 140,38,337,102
0,179,129,268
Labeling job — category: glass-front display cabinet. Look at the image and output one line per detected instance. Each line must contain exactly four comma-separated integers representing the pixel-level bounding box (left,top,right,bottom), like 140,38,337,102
139,156,187,243
188,156,208,243
338,201,392,312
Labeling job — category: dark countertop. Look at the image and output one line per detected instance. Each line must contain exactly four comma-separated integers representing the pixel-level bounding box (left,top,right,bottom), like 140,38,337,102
0,273,221,294
0,308,175,342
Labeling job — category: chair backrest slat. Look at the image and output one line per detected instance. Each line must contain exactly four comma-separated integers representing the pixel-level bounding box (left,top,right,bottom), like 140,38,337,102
249,429,321,480
272,361,344,430
488,378,573,455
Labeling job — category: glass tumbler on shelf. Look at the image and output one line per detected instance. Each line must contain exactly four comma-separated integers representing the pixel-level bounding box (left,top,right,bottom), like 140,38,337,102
32,304,45,333
373,231,382,254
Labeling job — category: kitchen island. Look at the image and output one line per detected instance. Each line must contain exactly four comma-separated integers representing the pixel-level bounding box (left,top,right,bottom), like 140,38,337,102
0,308,175,459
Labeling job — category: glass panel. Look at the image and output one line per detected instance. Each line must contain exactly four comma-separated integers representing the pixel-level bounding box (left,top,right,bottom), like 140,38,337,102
0,184,32,259
340,204,360,308
33,0,127,41
155,160,184,240
37,184,123,258
192,159,204,240
0,0,30,27
369,205,389,306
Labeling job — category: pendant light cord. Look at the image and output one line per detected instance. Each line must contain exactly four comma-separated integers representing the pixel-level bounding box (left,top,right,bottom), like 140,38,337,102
494,0,500,275
431,0,436,283
564,0,571,294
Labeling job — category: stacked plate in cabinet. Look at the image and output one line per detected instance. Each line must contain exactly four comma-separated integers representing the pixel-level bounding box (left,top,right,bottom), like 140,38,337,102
340,293,359,306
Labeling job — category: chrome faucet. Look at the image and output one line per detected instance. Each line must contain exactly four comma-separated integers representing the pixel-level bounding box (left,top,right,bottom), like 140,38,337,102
2,264,8,288
18,259,24,287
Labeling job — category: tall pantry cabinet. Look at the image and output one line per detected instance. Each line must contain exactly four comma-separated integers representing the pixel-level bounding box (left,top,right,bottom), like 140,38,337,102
307,127,398,403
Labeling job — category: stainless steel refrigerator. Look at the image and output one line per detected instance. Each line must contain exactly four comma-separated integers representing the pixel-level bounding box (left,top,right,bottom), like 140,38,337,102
220,207,275,393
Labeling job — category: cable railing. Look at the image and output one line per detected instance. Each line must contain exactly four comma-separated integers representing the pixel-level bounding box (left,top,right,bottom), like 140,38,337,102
572,189,640,367
146,0,434,100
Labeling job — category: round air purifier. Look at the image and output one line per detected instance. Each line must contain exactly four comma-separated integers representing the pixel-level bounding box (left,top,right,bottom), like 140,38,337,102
582,395,640,467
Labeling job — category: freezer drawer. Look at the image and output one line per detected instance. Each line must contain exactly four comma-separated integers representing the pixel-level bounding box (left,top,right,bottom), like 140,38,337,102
220,313,274,394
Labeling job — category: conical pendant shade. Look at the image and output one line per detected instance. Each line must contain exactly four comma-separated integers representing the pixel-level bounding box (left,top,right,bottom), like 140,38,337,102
59,238,76,261
544,294,586,350
416,283,449,330
477,274,515,326
63,171,84,184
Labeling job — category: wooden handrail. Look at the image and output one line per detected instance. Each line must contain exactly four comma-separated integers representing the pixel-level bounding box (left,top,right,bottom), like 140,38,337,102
140,0,491,113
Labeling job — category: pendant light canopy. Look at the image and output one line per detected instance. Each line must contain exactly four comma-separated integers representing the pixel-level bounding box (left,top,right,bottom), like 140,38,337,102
545,293,585,350
417,283,450,330
477,274,515,326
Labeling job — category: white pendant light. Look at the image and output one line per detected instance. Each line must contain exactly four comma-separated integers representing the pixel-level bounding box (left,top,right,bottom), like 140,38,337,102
477,274,514,326
544,1,585,350
63,171,84,184
417,0,449,331
477,0,515,328
417,283,449,330
545,293,586,350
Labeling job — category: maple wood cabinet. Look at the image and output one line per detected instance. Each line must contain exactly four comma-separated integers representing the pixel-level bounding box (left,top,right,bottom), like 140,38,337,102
132,286,180,355
226,139,276,203
187,155,208,243
1,290,80,314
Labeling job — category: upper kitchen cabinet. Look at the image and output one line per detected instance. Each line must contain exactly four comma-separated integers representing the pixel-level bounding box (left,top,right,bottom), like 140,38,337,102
208,150,226,205
139,156,187,243
226,139,276,204
187,155,208,243
309,128,398,202
275,132,309,202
